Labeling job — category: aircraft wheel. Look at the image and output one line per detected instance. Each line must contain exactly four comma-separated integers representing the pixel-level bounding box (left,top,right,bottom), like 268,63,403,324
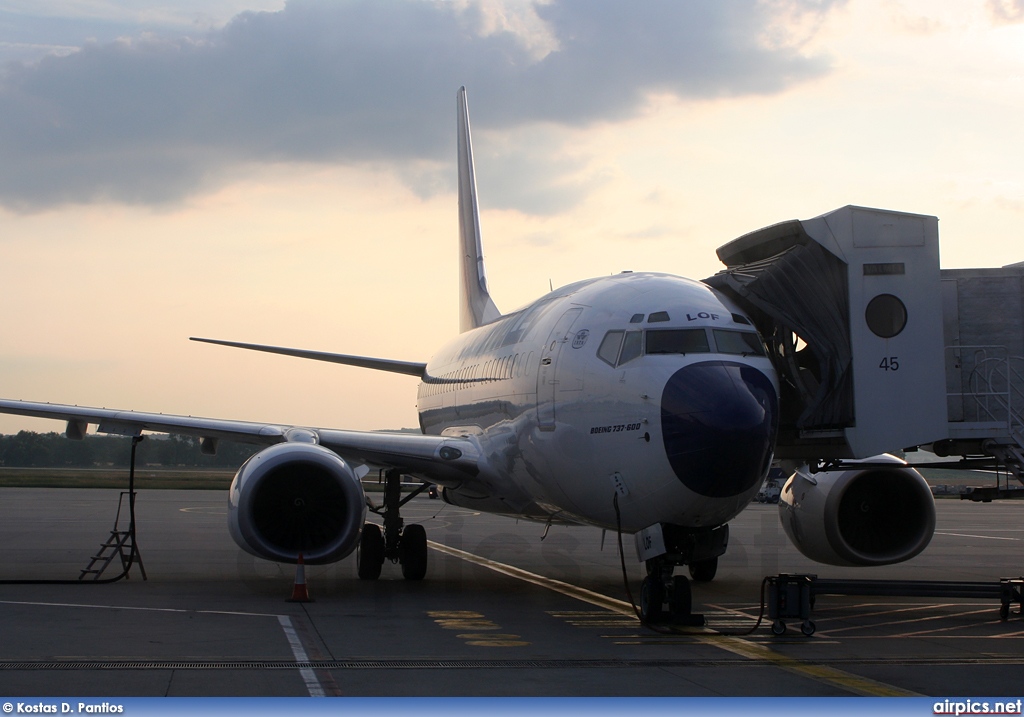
770,619,787,636
640,575,665,623
669,575,692,618
399,524,428,580
357,523,384,580
688,557,718,582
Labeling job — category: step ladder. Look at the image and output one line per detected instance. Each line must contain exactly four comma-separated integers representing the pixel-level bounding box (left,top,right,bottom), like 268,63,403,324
80,490,146,581
80,436,149,581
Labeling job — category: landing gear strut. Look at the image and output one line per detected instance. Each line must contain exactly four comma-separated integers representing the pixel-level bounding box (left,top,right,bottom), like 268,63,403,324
357,469,429,581
635,523,728,625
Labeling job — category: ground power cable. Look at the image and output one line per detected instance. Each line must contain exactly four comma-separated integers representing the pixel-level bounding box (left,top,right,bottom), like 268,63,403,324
612,492,768,636
0,436,144,586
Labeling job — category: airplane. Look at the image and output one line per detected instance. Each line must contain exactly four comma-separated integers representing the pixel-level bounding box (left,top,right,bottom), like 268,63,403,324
0,88,934,623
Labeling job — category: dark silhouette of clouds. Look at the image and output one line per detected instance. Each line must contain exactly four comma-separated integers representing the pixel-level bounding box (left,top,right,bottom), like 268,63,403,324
0,0,842,212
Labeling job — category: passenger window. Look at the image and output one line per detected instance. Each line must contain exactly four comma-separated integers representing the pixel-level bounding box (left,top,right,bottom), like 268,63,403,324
646,329,710,354
597,331,624,366
713,329,766,356
618,331,643,365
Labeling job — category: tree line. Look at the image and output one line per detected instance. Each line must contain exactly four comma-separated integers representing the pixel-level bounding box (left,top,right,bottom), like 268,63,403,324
0,431,258,469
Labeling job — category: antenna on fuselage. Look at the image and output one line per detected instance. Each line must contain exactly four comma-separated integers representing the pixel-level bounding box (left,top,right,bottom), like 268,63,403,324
457,86,501,333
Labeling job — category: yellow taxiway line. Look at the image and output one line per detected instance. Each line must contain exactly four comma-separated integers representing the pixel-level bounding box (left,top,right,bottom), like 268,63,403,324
427,540,919,697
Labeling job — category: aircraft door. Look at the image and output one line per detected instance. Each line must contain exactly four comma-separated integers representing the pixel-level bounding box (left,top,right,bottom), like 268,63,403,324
537,308,583,430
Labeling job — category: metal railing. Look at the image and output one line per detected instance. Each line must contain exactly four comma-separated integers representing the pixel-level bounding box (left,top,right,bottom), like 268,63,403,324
945,346,1024,438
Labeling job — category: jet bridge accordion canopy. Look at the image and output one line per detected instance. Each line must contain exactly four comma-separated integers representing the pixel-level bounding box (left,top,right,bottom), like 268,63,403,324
705,206,948,461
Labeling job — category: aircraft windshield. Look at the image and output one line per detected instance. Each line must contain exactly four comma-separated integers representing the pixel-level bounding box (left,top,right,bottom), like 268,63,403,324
712,329,766,356
646,329,710,355
597,327,766,366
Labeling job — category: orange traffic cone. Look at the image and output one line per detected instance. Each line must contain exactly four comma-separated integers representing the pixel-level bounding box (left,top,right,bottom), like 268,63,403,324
286,553,314,602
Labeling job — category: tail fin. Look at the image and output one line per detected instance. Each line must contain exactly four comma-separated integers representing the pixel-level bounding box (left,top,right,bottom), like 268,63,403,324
457,86,501,333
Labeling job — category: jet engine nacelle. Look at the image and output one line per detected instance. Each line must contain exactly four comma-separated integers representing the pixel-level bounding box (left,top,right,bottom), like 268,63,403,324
228,442,366,564
778,455,935,566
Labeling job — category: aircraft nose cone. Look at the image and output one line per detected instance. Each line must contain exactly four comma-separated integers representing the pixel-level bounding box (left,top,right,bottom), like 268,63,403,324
661,361,778,498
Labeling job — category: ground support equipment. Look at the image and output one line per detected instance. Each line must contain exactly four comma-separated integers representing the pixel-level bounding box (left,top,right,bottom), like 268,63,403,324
767,573,1024,636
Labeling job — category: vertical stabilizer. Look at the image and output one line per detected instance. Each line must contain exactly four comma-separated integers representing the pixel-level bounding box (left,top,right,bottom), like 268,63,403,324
457,87,502,333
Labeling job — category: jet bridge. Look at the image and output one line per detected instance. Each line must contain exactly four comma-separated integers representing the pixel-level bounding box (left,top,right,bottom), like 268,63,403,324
705,205,1024,475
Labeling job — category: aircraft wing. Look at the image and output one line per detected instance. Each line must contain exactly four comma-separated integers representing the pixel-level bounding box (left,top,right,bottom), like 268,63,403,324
0,398,480,486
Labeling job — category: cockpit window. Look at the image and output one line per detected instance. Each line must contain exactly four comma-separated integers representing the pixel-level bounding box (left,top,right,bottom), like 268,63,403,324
712,329,766,356
646,329,710,355
597,331,624,366
648,311,671,323
618,331,643,365
598,329,643,366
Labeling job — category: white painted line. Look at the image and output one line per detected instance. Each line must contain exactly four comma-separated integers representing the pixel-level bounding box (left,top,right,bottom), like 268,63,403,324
277,615,325,697
0,599,187,613
935,532,1020,541
823,606,962,634
0,599,278,618
891,609,1003,637
1,598,324,695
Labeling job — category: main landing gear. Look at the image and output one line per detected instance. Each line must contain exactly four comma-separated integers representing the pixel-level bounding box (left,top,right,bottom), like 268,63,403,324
357,468,429,581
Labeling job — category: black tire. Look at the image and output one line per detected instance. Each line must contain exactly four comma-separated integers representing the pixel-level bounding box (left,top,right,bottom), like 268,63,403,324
688,556,718,582
639,575,665,623
771,619,786,636
357,523,384,580
800,620,816,637
669,575,692,618
399,524,428,580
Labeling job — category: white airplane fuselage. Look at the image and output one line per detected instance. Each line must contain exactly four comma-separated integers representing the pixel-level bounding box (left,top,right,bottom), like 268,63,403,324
417,271,780,534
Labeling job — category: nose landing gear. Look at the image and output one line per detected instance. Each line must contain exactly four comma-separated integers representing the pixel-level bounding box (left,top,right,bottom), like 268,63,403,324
634,523,728,626
640,559,704,626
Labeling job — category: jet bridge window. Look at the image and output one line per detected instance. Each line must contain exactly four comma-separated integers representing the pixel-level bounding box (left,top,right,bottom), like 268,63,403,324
646,329,710,355
712,329,766,356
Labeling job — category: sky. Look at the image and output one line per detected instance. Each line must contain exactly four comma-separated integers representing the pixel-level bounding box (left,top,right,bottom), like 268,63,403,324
0,0,1022,436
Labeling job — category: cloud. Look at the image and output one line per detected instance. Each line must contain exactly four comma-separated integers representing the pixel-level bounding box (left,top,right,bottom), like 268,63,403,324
989,0,1024,23
0,0,842,212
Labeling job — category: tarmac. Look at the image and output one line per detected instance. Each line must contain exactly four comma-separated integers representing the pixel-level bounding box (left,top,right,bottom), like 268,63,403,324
0,487,1023,696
